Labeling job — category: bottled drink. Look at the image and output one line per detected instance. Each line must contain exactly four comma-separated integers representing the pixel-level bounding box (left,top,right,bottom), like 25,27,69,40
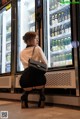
68,23,71,33
61,11,65,21
58,13,61,23
57,39,60,46
57,26,59,35
67,8,70,19
55,27,57,36
64,10,68,20
68,52,72,64
52,28,55,37
63,38,67,49
52,14,55,25
50,16,52,25
67,37,71,45
55,13,58,24
49,0,55,10
54,0,58,8
52,40,56,51
62,25,65,34
59,25,62,34
64,24,68,33
60,39,64,49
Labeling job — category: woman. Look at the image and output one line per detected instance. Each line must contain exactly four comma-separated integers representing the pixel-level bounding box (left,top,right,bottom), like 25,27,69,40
20,31,47,108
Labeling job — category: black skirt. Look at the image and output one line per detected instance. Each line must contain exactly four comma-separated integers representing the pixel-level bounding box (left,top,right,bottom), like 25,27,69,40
19,67,46,88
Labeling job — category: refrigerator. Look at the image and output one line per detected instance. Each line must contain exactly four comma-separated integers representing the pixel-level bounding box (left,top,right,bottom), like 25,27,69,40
17,0,35,72
0,3,11,74
43,0,73,68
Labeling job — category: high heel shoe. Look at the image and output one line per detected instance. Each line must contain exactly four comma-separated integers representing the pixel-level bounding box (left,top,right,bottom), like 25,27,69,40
21,92,28,108
21,100,28,108
38,88,45,108
38,96,45,108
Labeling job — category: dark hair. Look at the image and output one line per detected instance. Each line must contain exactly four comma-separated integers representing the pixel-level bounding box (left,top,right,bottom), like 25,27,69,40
23,31,37,43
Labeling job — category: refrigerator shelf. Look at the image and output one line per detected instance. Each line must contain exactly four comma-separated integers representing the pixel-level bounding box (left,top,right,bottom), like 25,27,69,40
6,62,11,64
28,21,35,25
6,22,11,28
50,32,71,40
6,40,11,43
50,48,72,56
6,32,11,39
49,4,69,14
50,19,70,28
6,51,11,54
27,6,35,12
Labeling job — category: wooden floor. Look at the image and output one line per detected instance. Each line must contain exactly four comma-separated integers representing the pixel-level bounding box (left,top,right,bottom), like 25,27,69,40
0,100,80,119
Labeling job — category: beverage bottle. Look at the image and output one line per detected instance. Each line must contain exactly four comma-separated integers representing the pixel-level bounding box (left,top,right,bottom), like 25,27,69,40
59,25,62,34
49,0,52,10
55,27,57,36
57,26,59,35
57,39,60,47
50,29,52,37
52,28,55,37
51,41,53,51
67,37,71,45
58,26,60,35
63,38,67,49
54,0,58,9
52,40,56,51
68,52,72,64
69,53,72,60
61,25,64,34
68,37,72,49
62,24,65,34
49,0,53,10
50,16,52,25
65,24,69,33
64,10,67,20
58,13,61,23
53,56,55,62
55,13,58,24
61,39,64,49
61,11,65,21
52,14,55,25
68,23,71,33
67,7,70,19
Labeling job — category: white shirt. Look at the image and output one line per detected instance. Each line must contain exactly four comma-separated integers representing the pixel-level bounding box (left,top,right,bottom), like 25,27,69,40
20,46,48,69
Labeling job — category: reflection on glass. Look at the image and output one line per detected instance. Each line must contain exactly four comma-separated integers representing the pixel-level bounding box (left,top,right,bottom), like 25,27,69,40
43,0,72,68
0,4,11,74
17,0,35,72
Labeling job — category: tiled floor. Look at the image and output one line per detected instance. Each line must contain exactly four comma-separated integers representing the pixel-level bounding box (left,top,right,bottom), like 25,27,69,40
0,101,80,119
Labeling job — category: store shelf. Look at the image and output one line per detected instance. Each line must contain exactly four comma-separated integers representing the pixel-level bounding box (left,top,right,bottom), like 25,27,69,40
50,47,72,56
27,4,35,12
6,51,11,54
50,5,69,14
28,21,35,25
50,32,71,40
6,32,11,39
6,22,11,28
6,61,11,64
50,19,70,28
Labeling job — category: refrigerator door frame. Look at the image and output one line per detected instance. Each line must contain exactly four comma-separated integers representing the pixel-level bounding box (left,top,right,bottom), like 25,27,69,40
16,0,36,74
42,0,75,71
0,1,12,75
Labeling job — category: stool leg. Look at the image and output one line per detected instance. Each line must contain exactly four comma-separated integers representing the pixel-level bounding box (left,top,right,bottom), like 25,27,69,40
38,88,45,108
21,91,29,108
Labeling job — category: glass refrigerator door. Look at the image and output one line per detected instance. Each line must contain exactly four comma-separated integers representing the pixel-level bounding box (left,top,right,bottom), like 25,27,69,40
43,0,72,68
0,4,11,74
17,0,35,72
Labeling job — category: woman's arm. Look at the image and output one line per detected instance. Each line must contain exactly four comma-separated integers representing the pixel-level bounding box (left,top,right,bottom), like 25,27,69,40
37,46,48,66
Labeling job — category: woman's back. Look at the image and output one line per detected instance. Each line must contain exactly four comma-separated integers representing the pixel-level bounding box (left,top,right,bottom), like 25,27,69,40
20,46,47,69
